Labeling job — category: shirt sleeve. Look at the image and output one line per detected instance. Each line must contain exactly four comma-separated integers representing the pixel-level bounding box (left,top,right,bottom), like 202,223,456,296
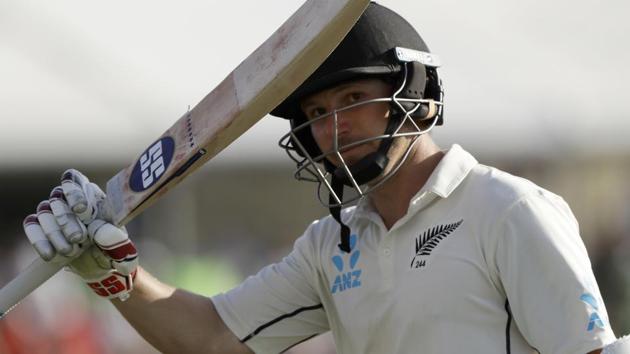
492,190,616,354
211,230,329,354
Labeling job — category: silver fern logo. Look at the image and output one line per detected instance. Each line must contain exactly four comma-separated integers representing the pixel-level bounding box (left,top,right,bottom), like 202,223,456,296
410,220,463,269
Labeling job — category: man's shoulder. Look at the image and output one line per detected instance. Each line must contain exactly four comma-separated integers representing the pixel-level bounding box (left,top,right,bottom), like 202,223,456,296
441,162,572,244
460,163,562,212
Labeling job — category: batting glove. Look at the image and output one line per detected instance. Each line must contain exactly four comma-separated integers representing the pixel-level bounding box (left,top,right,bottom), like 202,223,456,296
23,169,138,301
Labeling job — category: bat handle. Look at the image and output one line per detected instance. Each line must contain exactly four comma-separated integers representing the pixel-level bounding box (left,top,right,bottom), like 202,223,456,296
0,257,67,319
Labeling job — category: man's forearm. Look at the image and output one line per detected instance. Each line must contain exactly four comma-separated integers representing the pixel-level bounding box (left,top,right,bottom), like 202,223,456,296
112,267,250,354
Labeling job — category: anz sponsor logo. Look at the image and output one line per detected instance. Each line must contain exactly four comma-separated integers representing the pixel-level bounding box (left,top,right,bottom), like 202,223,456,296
580,293,606,331
130,137,175,192
330,234,362,294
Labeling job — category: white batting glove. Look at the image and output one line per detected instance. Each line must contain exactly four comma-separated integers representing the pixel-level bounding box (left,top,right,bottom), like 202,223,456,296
23,169,138,301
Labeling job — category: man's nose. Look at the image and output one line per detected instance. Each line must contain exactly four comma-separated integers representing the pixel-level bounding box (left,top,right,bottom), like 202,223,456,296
327,109,352,136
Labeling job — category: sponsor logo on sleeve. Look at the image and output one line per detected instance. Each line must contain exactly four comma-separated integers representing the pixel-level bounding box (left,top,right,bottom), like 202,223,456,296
580,293,606,331
330,234,362,294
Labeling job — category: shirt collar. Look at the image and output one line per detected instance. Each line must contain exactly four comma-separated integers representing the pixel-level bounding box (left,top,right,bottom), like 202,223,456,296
421,144,477,199
350,144,478,221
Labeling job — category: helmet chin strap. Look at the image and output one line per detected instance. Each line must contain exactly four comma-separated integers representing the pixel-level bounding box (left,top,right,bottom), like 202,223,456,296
329,178,352,253
329,141,393,186
327,114,401,253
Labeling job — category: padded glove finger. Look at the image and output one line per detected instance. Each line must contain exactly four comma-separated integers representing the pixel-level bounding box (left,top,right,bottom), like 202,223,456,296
37,201,78,257
61,169,105,224
23,214,55,261
49,186,88,243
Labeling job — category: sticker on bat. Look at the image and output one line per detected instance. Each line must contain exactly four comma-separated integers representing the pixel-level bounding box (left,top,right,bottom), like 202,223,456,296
129,137,175,192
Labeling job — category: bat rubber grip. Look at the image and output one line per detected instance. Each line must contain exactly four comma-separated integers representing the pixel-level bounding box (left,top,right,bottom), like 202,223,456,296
0,257,67,319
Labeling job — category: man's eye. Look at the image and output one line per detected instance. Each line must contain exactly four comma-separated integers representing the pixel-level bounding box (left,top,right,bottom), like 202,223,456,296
348,92,363,103
309,107,327,119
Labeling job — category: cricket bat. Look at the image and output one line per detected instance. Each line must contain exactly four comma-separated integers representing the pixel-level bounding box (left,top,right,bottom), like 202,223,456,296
0,0,369,318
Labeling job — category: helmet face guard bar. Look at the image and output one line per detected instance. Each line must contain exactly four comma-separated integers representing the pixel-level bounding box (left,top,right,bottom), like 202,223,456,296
278,53,443,208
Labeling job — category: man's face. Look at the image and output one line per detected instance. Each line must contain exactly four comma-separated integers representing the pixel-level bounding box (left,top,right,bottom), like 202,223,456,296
299,79,392,167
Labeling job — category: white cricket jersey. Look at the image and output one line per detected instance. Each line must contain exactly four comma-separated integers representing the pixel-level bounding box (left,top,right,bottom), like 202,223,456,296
212,144,616,354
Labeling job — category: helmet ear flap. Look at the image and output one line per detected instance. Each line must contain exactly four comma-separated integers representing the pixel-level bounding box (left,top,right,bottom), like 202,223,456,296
425,68,444,125
392,61,441,122
396,62,430,119
400,61,427,101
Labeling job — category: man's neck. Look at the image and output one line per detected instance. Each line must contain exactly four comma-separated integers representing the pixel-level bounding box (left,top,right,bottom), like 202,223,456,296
370,137,444,230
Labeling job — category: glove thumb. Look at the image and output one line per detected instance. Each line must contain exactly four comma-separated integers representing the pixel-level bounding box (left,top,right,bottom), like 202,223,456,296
88,220,139,276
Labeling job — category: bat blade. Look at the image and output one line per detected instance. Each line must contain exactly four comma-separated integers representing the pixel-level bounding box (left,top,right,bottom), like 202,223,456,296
106,0,370,226
0,0,370,318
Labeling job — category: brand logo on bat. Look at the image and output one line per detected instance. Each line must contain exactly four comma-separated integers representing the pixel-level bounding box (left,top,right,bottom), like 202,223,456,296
130,137,175,192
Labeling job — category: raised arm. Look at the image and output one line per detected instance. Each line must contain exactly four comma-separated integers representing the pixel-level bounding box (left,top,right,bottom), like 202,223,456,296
112,267,252,354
